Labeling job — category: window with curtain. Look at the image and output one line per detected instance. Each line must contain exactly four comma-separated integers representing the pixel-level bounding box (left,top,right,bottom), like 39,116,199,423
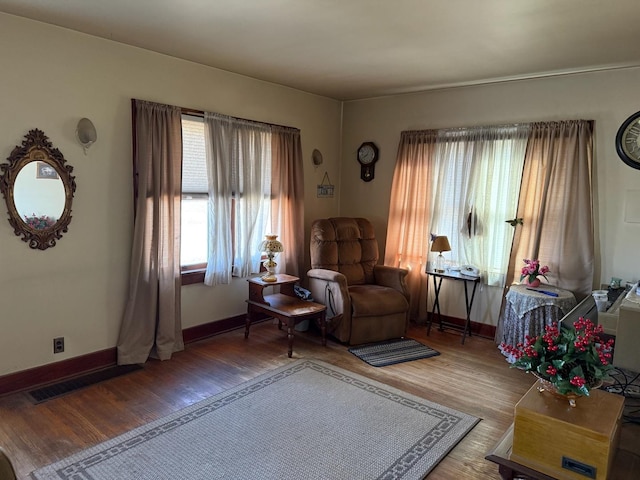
429,125,530,286
177,111,304,286
385,120,594,321
203,112,272,285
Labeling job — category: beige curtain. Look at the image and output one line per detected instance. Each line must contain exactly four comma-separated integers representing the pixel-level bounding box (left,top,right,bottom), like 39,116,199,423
384,130,438,321
271,126,304,277
117,100,184,365
507,120,594,297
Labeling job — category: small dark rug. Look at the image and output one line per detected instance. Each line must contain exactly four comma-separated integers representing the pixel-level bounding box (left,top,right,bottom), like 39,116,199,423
29,364,143,403
349,338,440,367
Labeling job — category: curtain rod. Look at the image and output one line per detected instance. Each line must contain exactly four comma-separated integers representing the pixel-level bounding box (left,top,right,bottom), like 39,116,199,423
150,102,298,132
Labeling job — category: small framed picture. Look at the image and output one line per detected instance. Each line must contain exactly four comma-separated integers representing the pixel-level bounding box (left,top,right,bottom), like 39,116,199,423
36,161,59,179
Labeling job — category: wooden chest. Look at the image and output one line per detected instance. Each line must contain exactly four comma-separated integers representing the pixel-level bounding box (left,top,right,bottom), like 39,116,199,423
512,384,624,480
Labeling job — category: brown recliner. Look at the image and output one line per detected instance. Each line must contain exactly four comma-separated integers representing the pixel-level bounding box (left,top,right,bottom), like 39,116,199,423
307,217,410,345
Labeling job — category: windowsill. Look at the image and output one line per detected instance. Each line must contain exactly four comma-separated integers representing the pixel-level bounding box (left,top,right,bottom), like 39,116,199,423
181,268,205,285
181,261,266,286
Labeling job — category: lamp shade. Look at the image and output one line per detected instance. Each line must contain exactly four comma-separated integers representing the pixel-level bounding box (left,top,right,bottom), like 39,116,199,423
259,234,283,254
430,235,451,253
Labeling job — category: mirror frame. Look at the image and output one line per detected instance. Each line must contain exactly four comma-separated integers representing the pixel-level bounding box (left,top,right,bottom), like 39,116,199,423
0,129,76,250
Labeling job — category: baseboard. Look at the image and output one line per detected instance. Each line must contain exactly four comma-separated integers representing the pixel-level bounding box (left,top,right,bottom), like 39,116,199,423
1,314,493,397
0,348,118,397
0,314,247,397
182,314,247,343
425,313,496,339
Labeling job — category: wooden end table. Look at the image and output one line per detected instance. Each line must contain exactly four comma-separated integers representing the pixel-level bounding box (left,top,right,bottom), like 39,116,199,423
245,274,327,358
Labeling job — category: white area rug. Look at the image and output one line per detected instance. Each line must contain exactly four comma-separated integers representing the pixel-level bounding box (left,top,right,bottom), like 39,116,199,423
31,360,479,480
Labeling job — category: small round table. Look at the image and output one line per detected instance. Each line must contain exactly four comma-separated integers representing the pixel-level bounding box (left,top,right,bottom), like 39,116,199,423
497,284,577,362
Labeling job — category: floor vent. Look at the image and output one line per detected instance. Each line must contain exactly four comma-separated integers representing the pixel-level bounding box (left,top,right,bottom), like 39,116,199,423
28,364,143,403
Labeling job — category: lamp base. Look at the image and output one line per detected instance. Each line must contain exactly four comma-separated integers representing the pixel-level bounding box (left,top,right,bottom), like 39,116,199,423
434,253,446,274
261,258,277,282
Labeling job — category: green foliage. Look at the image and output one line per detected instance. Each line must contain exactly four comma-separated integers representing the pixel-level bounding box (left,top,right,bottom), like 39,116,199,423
501,318,614,397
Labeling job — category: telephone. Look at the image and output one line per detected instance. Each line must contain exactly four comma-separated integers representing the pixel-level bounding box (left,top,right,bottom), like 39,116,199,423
460,265,480,278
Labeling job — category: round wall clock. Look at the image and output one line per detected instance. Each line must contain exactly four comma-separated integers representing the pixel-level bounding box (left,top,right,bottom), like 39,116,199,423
616,111,640,170
357,142,379,182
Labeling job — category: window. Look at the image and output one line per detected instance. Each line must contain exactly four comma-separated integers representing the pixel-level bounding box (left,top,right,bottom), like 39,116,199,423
179,113,290,286
181,115,208,272
131,101,304,288
428,126,529,286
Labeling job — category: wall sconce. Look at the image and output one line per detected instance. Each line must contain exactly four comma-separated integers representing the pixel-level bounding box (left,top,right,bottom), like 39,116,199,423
76,118,97,155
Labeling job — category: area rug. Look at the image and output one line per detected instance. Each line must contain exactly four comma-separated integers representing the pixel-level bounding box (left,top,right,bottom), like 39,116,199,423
349,338,440,367
31,360,478,480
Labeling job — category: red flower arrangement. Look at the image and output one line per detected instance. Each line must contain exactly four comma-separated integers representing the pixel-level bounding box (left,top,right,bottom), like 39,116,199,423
501,317,614,397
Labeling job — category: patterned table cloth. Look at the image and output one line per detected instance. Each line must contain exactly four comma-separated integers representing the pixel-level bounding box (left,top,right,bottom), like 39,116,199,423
497,284,577,362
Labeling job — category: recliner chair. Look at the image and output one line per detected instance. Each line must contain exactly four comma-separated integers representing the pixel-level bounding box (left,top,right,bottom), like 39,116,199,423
307,217,410,345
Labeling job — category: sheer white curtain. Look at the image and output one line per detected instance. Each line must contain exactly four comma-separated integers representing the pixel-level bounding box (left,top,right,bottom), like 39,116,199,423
203,113,271,285
461,126,530,285
386,125,531,321
428,131,475,268
427,126,529,287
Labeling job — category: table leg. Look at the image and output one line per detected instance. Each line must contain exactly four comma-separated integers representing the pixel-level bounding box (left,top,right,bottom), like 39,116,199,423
244,310,252,339
497,465,516,480
320,312,327,346
461,280,479,344
287,318,295,358
427,276,443,336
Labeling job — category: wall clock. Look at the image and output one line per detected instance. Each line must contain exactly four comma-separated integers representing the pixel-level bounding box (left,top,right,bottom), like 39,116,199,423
616,110,640,170
357,142,379,182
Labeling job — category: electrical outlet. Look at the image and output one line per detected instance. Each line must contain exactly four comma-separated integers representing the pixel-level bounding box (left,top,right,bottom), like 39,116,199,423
53,337,64,354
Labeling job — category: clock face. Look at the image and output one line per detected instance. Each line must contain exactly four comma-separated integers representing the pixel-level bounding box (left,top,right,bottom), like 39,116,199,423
616,111,640,169
357,143,378,165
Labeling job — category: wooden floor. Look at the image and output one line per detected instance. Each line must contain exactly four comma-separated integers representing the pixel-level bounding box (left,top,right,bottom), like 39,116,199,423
0,321,638,479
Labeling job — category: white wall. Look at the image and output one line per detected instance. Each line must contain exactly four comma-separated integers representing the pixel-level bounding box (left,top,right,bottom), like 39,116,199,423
0,13,342,376
341,68,640,326
4,12,638,376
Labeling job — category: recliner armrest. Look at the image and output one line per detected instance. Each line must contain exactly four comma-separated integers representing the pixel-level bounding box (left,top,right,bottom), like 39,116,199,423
307,268,352,337
307,268,348,286
374,265,410,299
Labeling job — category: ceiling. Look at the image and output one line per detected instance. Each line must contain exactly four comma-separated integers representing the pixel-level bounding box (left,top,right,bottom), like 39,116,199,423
1,0,640,101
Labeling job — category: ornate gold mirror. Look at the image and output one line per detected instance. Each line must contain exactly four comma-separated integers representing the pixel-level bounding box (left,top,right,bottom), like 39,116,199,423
0,129,76,250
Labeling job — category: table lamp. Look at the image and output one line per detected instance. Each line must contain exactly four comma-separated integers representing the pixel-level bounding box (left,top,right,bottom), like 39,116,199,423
431,235,451,273
259,234,284,282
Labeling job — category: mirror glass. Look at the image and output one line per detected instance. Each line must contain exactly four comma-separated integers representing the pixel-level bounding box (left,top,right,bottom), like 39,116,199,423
14,161,66,229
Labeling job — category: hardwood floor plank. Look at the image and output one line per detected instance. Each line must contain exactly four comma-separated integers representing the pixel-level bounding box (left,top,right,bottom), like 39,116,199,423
0,321,637,479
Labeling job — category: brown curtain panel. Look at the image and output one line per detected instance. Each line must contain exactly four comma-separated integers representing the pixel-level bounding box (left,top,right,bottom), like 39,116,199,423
507,120,594,297
384,130,438,321
117,100,184,365
270,126,304,277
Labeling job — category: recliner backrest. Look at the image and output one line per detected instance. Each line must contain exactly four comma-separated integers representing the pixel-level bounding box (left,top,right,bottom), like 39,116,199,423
310,217,378,285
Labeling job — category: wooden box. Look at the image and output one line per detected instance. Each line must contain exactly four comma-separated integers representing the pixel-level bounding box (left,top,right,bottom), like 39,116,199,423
512,384,624,480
